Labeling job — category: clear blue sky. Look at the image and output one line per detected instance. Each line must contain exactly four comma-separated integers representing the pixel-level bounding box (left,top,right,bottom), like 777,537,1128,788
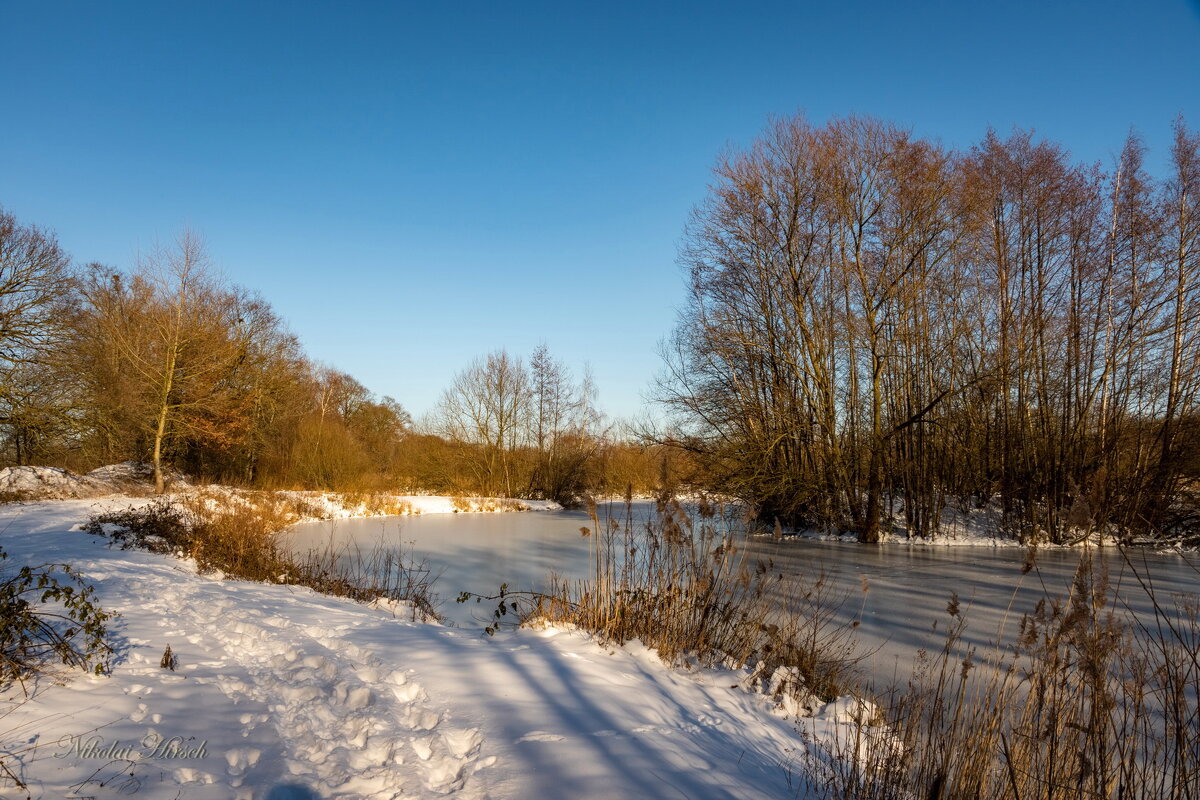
3,1,1198,423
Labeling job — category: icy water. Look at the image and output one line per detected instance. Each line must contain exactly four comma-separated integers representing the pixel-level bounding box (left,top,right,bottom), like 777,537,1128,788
285,505,1198,680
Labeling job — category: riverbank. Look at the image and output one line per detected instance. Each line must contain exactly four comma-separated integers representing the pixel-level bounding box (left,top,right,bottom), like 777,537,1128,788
0,498,869,799
0,462,562,516
767,499,1198,551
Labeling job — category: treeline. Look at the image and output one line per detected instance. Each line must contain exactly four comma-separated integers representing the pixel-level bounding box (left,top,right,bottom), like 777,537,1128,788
661,115,1200,543
0,213,671,500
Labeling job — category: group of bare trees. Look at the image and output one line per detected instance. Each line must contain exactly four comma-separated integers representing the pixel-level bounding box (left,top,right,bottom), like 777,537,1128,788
661,115,1200,543
29,107,1190,528
0,208,73,465
429,345,605,502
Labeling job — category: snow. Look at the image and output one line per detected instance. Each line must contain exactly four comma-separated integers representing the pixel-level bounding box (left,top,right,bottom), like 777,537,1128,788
84,461,192,491
0,466,110,500
776,498,1145,549
0,498,866,799
0,462,190,500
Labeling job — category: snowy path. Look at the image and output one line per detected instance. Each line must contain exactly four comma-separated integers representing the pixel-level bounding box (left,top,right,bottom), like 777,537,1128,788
129,572,488,798
0,500,822,799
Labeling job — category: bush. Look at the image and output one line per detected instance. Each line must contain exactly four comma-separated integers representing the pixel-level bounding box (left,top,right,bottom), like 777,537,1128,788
0,548,113,689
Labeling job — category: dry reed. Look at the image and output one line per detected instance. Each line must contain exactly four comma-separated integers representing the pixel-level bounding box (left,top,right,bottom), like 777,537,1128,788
520,495,863,703
800,549,1200,800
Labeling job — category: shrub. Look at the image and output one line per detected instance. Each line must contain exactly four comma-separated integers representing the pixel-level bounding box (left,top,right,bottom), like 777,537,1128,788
341,492,415,517
0,548,113,689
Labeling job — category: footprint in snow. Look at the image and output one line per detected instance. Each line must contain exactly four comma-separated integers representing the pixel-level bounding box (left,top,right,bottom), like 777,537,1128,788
173,767,217,785
224,747,262,777
516,731,566,743
129,572,490,798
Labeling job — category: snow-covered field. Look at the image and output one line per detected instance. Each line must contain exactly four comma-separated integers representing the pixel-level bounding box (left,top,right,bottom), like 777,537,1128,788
0,498,864,799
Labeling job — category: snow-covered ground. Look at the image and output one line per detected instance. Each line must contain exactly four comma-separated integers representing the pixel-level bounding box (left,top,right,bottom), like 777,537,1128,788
779,500,1162,548
0,499,865,799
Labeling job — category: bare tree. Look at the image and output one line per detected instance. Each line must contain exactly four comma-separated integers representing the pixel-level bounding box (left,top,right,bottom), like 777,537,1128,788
436,350,530,496
528,344,604,502
1157,120,1200,501
0,207,73,462
661,114,1200,543
0,207,71,364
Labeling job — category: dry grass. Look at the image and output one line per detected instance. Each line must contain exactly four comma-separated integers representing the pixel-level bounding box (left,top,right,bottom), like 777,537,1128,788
83,492,440,621
340,491,416,517
799,549,1200,800
450,496,530,513
515,495,863,703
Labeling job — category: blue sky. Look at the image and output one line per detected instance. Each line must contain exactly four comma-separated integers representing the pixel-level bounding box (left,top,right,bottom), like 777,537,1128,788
2,1,1198,423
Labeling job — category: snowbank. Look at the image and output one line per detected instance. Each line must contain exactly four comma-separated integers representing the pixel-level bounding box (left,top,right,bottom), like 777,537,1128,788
0,465,110,499
0,499,868,799
771,499,1152,549
281,492,561,520
84,461,191,491
0,462,189,500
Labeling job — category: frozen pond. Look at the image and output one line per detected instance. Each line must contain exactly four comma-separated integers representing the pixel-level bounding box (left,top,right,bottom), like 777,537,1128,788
284,505,1199,682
